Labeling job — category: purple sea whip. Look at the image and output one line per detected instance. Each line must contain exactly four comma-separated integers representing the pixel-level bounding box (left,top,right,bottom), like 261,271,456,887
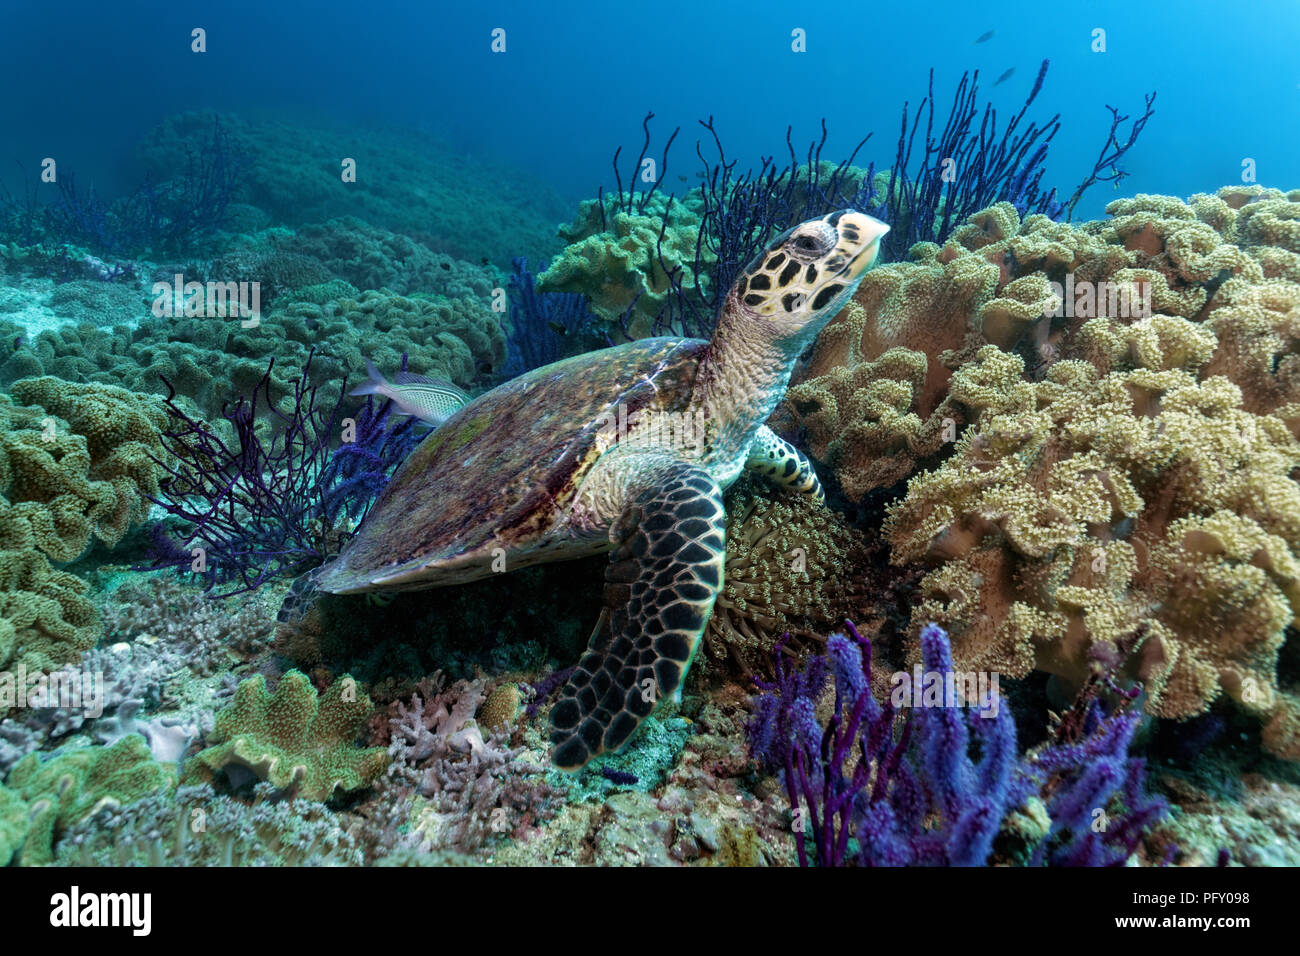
747,621,1168,867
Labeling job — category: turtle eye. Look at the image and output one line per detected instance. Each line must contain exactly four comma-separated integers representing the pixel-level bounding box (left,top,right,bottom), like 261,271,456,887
789,232,827,257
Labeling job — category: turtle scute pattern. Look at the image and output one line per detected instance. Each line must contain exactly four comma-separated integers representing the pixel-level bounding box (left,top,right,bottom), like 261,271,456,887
550,461,726,770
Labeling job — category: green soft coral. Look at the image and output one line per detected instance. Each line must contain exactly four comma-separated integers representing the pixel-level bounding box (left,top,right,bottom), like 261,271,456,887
0,783,27,866
1,378,170,561
4,735,174,865
184,671,388,800
6,286,505,425
538,194,712,339
0,497,97,675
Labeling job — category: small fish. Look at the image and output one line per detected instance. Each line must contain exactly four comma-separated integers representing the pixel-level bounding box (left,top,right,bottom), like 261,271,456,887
993,68,1015,86
677,174,688,183
547,320,568,336
974,30,994,43
349,359,470,427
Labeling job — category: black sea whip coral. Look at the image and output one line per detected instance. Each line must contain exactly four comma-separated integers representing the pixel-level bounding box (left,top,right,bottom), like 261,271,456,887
598,62,1154,337
141,351,422,596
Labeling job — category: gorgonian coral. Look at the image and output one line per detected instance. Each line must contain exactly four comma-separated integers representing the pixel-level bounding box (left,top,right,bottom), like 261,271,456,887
143,351,420,595
746,621,1167,867
503,257,606,377
559,65,1153,339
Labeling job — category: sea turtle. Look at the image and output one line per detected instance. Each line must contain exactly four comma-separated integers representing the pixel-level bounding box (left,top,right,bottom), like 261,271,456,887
282,210,889,769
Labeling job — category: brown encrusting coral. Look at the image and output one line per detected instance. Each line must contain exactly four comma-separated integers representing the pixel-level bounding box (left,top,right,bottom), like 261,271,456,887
702,478,872,676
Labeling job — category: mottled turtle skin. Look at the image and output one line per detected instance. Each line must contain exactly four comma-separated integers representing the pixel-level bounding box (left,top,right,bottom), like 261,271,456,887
291,210,891,770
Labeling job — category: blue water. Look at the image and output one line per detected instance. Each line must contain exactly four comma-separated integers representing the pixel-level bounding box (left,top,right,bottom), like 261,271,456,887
3,0,1297,222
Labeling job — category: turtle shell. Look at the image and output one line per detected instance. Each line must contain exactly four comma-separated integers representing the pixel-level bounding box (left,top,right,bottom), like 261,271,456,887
316,337,706,594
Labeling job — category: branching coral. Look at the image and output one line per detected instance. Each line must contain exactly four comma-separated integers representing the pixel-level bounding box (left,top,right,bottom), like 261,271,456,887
379,674,560,852
56,783,362,866
0,595,241,775
184,671,389,801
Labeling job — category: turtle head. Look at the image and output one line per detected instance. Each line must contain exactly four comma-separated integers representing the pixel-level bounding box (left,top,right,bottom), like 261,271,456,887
732,210,889,345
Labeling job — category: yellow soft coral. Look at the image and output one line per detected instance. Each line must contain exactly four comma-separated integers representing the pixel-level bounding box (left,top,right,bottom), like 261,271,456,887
782,188,1300,509
1,379,169,559
884,346,1300,755
0,497,96,676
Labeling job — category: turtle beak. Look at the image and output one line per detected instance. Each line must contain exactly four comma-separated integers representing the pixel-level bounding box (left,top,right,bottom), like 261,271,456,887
831,211,889,279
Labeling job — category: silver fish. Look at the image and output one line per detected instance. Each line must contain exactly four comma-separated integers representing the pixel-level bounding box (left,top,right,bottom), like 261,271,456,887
349,359,470,427
993,68,1015,86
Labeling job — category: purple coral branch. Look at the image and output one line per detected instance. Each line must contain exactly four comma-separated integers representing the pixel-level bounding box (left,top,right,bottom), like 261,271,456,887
747,621,1167,867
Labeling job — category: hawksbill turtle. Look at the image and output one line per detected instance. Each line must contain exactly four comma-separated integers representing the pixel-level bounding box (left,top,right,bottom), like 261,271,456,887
281,210,889,769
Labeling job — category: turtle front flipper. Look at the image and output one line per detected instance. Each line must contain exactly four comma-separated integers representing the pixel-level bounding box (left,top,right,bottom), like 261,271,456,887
550,458,726,770
276,567,325,623
745,424,824,502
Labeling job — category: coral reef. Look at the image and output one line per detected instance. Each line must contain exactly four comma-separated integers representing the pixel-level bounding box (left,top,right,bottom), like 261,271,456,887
2,117,242,257
184,671,389,800
56,783,362,866
4,734,174,865
131,112,568,264
47,280,148,328
747,622,1166,866
2,282,506,422
270,217,503,298
704,478,872,675
3,93,1298,875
